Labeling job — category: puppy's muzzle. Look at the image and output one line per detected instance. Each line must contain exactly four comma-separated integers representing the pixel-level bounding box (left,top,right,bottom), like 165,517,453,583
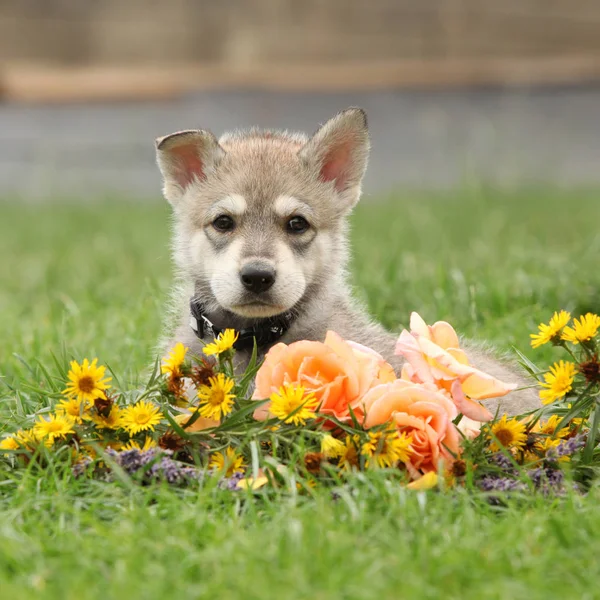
240,262,276,294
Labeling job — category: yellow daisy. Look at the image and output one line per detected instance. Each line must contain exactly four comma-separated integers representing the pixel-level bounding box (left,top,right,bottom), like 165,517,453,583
269,385,319,426
539,361,577,404
91,405,123,430
34,413,75,446
63,358,112,403
197,373,236,420
161,342,188,378
561,313,600,344
209,447,246,477
203,329,239,356
0,436,19,450
530,310,571,348
14,428,41,450
531,415,570,439
121,401,163,435
56,398,90,424
320,434,345,458
338,435,360,471
123,436,157,452
361,429,413,468
490,415,527,452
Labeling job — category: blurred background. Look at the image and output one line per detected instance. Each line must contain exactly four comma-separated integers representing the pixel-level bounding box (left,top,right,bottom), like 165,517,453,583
2,0,600,199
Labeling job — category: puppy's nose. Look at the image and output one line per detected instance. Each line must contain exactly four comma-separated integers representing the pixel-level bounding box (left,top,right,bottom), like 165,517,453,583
240,263,276,294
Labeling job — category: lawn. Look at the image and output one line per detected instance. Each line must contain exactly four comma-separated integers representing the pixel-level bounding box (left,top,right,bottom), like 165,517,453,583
1,189,600,599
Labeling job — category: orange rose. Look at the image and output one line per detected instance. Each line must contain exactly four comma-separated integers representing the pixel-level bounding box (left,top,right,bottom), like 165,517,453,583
253,331,396,423
395,312,516,422
363,379,460,478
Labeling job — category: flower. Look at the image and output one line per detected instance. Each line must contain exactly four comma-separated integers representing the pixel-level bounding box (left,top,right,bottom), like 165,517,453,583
56,398,90,424
197,373,235,421
161,342,188,378
457,416,483,440
252,331,395,423
209,447,246,477
539,361,577,404
14,428,41,450
531,415,570,439
338,435,360,471
561,313,600,344
91,405,123,430
203,329,239,356
63,358,112,403
407,471,439,491
395,312,515,422
361,429,412,468
0,436,19,450
579,355,600,384
121,401,163,435
490,415,527,452
320,434,345,458
362,379,460,478
530,310,571,348
34,413,75,446
123,436,157,452
174,411,219,432
237,474,269,491
269,385,319,426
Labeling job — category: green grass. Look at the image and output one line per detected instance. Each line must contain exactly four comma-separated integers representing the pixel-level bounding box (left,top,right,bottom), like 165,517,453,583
2,189,600,599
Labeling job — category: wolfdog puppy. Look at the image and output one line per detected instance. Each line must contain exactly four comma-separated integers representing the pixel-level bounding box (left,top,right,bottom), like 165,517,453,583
155,108,539,415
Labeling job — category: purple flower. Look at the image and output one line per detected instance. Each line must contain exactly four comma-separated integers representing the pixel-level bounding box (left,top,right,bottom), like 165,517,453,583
545,435,586,462
219,471,245,491
478,476,527,493
108,448,201,486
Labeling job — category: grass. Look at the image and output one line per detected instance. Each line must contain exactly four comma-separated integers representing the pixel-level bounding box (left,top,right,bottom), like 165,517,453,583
2,189,600,599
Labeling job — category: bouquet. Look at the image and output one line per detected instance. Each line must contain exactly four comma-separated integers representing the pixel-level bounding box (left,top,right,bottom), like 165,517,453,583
1,310,597,497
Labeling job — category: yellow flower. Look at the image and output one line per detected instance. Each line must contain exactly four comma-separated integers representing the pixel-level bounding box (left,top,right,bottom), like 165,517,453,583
539,361,577,404
197,373,235,421
161,342,188,378
338,434,360,471
361,429,413,468
490,415,527,452
91,405,123,430
531,415,570,439
407,472,439,491
123,436,157,452
209,447,246,477
56,398,90,424
121,401,163,435
14,428,41,450
320,434,345,458
34,413,75,446
562,313,600,344
203,329,239,356
63,358,111,403
530,310,571,348
237,475,269,491
0,436,19,450
269,385,319,426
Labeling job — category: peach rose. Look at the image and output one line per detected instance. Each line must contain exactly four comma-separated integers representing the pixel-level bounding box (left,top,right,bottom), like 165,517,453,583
395,312,516,422
253,331,396,423
362,379,460,478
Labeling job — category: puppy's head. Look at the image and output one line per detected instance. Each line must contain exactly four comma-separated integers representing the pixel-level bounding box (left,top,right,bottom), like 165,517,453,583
156,108,370,320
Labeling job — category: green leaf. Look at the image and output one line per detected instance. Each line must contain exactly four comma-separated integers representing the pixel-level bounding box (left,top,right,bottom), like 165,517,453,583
512,346,544,379
583,401,600,464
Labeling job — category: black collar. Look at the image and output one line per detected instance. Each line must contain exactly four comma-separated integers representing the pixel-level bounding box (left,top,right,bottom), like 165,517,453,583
189,297,294,352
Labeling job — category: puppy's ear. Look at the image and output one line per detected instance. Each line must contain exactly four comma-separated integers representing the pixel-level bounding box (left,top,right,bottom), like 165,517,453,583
299,107,370,211
155,130,225,204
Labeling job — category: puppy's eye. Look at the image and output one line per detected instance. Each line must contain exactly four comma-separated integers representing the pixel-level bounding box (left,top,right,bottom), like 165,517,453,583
286,216,310,234
212,215,235,232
